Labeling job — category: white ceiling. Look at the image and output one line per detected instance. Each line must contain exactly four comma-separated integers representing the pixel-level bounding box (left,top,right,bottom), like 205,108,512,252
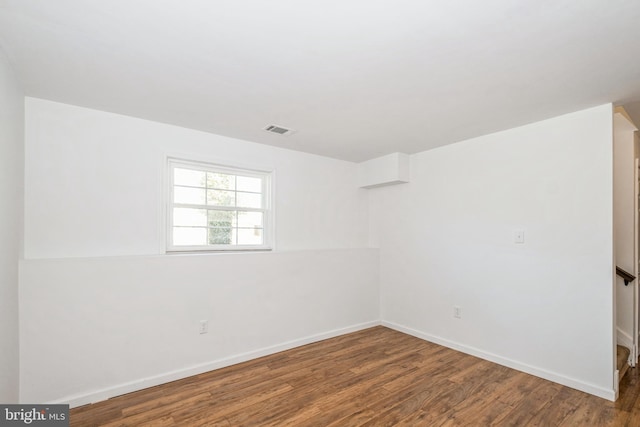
1,0,640,162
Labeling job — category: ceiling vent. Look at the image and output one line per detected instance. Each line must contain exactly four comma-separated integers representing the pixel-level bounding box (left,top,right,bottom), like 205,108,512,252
263,124,295,136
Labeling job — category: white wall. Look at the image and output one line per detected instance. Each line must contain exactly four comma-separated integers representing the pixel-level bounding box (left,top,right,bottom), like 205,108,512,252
21,98,378,405
24,98,368,258
20,249,379,406
613,112,638,350
20,97,618,403
637,132,640,348
0,47,23,403
370,104,616,399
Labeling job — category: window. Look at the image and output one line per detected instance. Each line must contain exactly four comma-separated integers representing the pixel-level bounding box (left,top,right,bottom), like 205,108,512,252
167,158,272,251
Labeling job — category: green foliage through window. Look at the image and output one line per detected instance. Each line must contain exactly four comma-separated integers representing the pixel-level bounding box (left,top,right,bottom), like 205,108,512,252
168,159,270,250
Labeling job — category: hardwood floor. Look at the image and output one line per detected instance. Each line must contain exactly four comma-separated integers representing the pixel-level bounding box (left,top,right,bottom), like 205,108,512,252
70,326,640,426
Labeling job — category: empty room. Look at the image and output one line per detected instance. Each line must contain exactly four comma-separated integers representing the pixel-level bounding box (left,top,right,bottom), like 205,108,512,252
2,1,640,425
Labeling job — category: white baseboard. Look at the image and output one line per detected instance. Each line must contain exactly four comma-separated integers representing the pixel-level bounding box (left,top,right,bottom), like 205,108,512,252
617,328,635,367
54,320,381,408
382,321,616,402
56,319,617,407
617,328,633,353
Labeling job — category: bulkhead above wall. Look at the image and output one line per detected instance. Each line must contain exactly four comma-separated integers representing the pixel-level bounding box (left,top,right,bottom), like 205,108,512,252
358,152,410,189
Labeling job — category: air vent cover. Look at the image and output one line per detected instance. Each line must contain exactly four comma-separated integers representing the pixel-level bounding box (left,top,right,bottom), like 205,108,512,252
263,124,295,135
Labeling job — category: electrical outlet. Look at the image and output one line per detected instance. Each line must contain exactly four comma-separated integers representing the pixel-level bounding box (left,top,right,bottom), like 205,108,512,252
514,229,525,244
199,320,208,334
453,306,462,319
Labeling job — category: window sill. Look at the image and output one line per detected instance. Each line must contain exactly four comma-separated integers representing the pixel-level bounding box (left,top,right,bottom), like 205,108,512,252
166,246,273,254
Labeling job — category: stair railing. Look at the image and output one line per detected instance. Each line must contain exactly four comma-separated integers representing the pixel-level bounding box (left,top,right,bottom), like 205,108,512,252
616,266,636,286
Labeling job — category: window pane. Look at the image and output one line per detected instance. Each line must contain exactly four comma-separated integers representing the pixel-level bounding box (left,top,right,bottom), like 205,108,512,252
173,227,207,246
237,211,263,228
207,189,235,206
174,168,206,187
169,160,271,251
173,208,207,226
237,192,262,208
209,227,233,245
174,186,206,205
208,210,235,227
237,176,262,193
237,228,263,245
207,173,235,190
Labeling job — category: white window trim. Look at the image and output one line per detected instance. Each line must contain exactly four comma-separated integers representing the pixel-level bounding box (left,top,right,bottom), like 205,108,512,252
166,157,274,252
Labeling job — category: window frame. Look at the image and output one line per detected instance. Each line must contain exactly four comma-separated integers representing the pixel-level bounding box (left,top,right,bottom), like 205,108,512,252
166,157,274,253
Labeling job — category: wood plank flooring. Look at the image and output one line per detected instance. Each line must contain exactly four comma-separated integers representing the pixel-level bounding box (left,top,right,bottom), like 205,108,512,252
70,326,640,426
